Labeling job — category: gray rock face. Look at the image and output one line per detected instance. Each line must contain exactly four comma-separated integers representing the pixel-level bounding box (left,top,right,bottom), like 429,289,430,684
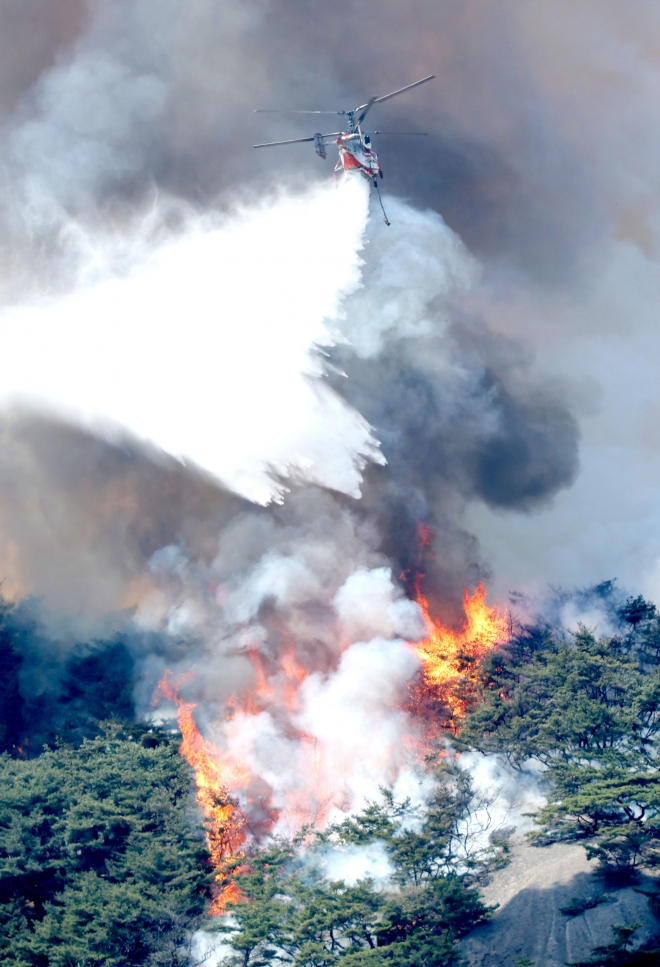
461,839,659,966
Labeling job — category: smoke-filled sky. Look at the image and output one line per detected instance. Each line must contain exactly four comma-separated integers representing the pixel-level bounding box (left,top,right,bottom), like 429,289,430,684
1,2,660,642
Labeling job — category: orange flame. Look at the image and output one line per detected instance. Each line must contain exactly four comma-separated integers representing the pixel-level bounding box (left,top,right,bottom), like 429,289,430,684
157,671,249,913
413,582,507,720
156,569,508,910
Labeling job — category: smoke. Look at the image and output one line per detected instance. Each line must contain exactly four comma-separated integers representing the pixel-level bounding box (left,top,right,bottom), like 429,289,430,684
0,65,582,833
6,0,654,609
326,197,579,616
0,0,599,266
321,841,393,888
0,592,156,753
0,414,252,613
1,0,659,851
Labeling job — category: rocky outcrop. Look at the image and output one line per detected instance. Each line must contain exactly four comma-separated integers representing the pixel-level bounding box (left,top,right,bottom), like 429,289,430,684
461,839,659,966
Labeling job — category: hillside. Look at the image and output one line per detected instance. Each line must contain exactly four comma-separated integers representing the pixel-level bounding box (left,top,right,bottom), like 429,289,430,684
462,838,658,967
3,588,660,965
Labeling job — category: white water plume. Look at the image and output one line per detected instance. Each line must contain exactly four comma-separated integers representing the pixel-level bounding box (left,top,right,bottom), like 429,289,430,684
0,178,378,503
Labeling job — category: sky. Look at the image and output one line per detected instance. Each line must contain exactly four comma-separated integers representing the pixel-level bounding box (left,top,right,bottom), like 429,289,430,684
0,0,659,618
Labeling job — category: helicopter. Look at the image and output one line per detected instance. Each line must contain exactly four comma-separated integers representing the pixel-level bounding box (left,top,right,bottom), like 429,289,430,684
253,75,435,225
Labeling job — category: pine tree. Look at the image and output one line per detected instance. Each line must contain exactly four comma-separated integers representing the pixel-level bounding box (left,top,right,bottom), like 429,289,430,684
0,724,212,966
461,616,660,876
221,769,493,966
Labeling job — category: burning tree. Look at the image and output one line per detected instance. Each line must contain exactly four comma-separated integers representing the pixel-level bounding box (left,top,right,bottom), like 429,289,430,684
216,765,495,967
158,581,508,915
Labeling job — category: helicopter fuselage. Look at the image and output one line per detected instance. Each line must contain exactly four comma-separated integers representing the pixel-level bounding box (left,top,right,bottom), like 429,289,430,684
334,132,382,183
253,74,435,225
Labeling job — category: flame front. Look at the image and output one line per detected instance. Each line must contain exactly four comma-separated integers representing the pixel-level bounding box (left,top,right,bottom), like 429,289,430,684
156,578,507,912
157,671,248,913
412,582,508,721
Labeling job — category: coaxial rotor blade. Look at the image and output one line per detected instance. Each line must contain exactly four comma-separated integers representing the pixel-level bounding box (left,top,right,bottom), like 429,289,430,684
253,137,316,148
253,132,342,148
357,96,377,124
369,131,430,135
355,75,435,114
254,109,345,115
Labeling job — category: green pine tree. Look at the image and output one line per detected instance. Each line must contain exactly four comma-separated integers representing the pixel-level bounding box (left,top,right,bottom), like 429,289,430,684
460,617,660,876
221,767,494,966
0,723,212,966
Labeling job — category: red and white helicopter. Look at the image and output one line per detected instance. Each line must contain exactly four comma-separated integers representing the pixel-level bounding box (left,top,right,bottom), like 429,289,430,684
253,75,434,225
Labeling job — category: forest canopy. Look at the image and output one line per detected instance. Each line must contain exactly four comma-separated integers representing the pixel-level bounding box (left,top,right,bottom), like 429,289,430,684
0,726,212,967
2,586,660,965
216,769,496,967
461,591,660,877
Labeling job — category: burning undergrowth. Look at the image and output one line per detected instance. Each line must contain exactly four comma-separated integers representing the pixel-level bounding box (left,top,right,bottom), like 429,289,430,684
151,535,508,913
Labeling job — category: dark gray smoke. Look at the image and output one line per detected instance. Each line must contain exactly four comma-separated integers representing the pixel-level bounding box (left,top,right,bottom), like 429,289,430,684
0,0,584,624
331,320,579,620
0,412,251,613
5,0,658,693
0,594,138,754
333,324,579,513
0,0,605,294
